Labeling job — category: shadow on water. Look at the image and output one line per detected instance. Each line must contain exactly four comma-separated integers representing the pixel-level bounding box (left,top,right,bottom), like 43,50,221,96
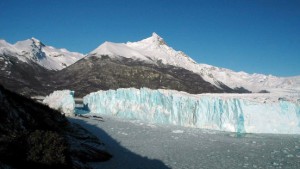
70,118,171,169
74,104,90,114
233,132,247,138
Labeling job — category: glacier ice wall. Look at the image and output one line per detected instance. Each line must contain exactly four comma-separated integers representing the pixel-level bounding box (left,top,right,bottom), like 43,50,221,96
43,90,75,116
83,88,300,134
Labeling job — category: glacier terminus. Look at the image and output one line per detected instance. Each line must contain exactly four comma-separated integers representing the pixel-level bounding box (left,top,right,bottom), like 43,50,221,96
40,88,298,135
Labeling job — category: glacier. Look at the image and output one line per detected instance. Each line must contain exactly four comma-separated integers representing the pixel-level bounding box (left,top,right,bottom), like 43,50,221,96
83,88,300,134
43,90,75,116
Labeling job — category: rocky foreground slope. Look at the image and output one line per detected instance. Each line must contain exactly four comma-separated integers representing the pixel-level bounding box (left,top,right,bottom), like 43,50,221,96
0,85,111,169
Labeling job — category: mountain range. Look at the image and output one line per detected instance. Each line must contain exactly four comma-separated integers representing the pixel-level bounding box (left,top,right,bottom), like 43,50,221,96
1,33,299,96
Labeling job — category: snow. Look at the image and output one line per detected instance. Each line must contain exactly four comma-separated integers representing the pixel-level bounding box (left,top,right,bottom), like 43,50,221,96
126,33,197,66
43,90,75,116
0,38,84,70
83,88,300,134
90,41,151,61
0,39,20,57
89,32,196,66
88,33,300,93
70,115,300,169
41,45,84,69
197,65,300,94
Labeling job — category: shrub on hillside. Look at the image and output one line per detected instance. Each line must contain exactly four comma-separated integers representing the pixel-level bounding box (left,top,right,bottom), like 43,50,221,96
26,130,69,166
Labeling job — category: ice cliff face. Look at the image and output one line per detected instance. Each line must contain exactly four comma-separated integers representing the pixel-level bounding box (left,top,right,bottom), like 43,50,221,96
83,88,300,134
43,90,75,116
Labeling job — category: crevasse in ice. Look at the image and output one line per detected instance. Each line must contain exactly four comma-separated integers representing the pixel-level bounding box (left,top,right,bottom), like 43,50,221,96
43,90,75,116
83,88,300,134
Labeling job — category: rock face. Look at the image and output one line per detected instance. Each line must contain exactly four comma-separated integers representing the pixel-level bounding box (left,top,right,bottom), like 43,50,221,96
50,56,235,97
0,85,111,169
83,88,300,134
0,52,239,98
0,52,54,96
0,38,84,96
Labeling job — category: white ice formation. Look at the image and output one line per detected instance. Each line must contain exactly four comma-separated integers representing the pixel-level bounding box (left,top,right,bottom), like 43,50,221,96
83,88,300,134
43,90,75,116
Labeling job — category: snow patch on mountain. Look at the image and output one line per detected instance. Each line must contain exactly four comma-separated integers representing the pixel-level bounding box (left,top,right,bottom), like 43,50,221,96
90,41,151,62
196,64,300,93
83,88,300,134
0,39,19,56
0,38,84,70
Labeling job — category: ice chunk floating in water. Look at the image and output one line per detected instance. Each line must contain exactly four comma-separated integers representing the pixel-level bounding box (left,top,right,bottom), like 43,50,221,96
43,90,75,116
83,88,300,134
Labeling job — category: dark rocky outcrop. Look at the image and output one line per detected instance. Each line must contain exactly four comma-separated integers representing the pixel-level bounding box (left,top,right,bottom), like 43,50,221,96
0,85,111,169
0,53,54,96
49,56,227,97
0,53,250,97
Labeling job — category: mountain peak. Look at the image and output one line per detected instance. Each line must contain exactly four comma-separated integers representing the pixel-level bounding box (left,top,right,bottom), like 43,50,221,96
10,38,84,70
0,39,16,55
148,32,166,46
31,37,40,42
14,37,44,49
151,32,161,39
128,32,167,47
0,39,11,47
30,37,45,47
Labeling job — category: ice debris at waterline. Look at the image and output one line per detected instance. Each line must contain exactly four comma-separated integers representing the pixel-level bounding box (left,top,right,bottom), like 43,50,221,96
83,88,300,134
43,90,75,116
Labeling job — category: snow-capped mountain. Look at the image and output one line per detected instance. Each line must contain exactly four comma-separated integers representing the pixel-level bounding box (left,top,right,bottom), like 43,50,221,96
1,34,299,96
90,32,196,66
0,38,84,70
89,33,300,93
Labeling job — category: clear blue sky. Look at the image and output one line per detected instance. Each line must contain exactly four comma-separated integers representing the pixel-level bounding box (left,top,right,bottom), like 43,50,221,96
0,0,299,77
